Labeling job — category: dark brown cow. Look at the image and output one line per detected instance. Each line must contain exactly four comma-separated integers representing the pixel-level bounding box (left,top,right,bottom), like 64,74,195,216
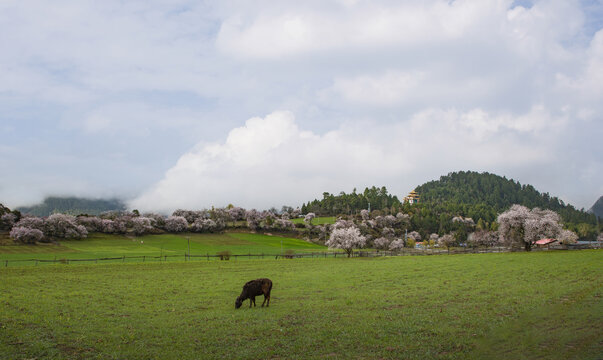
235,278,272,309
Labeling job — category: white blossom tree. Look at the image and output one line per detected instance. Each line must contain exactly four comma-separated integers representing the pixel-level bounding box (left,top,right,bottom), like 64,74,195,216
10,226,44,244
557,229,578,245
304,212,316,226
44,214,87,240
408,231,422,242
468,230,499,248
172,209,205,224
132,217,154,235
360,209,370,220
245,209,262,230
144,213,166,229
272,218,295,231
0,213,17,230
76,216,103,232
14,216,44,231
326,226,366,257
438,233,456,250
228,207,246,222
373,237,391,250
498,205,562,251
165,216,188,233
192,218,217,233
389,239,405,251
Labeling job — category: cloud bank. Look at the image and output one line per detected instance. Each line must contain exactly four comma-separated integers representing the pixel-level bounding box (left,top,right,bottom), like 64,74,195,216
130,106,576,213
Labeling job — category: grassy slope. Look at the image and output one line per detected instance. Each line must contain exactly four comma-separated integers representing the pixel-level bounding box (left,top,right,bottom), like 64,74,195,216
290,216,336,225
1,250,601,359
0,232,326,263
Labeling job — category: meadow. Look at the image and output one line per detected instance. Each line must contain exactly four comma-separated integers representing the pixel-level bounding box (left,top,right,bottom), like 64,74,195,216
0,232,327,265
1,250,601,359
290,216,336,225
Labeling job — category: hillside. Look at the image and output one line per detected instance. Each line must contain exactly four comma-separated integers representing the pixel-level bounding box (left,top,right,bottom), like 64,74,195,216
588,196,603,219
299,171,598,238
17,196,126,217
413,171,598,230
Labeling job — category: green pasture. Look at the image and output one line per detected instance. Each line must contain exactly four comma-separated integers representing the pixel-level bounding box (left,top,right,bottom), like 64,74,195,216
1,250,601,359
0,232,326,264
290,216,336,225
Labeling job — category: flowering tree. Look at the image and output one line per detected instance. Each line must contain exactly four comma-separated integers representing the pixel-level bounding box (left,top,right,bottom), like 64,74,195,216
373,237,391,250
396,212,410,227
290,208,301,219
76,216,103,232
131,217,154,236
245,209,262,230
498,205,562,251
172,209,205,224
192,218,217,232
14,216,45,231
381,227,395,239
325,226,366,257
360,209,370,221
10,226,44,244
468,230,499,248
452,216,475,226
333,219,355,230
1,213,17,230
262,211,276,228
438,234,456,250
557,229,578,245
304,213,316,226
44,214,87,240
144,213,166,229
272,218,295,231
228,207,246,222
407,231,422,242
389,239,405,251
165,216,188,233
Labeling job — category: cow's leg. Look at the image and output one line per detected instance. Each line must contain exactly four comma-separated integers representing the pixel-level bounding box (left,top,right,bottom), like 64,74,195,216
250,296,255,307
261,294,267,307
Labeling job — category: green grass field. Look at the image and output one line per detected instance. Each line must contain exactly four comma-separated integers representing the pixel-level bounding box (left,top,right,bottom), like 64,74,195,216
0,232,327,264
290,216,336,225
1,250,601,359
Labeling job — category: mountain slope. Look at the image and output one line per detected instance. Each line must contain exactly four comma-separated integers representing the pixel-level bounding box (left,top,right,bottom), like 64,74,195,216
414,171,597,226
588,196,603,219
17,197,126,217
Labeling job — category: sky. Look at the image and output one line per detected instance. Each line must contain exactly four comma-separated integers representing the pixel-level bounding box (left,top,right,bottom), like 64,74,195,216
1,0,602,213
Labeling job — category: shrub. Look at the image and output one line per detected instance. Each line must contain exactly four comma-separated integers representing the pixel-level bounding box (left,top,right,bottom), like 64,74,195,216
217,250,231,260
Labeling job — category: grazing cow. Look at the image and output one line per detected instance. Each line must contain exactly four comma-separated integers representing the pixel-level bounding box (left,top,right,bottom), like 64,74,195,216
235,278,272,309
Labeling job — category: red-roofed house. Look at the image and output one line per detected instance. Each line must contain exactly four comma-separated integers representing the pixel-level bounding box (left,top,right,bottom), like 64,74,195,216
535,238,557,248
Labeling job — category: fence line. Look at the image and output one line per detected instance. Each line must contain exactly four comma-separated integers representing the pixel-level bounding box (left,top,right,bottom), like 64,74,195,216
1,244,600,267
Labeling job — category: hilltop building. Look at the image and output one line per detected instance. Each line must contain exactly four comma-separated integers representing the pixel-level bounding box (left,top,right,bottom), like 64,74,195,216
404,190,420,204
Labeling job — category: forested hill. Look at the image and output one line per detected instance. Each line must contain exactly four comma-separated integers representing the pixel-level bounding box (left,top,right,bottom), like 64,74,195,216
17,197,126,217
588,196,603,219
415,171,596,225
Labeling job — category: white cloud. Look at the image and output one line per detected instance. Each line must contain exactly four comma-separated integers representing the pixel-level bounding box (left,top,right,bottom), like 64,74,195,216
130,108,568,213
320,71,426,106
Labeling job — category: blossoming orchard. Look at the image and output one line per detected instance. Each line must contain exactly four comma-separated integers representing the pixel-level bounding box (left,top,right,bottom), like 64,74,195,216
0,200,594,252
